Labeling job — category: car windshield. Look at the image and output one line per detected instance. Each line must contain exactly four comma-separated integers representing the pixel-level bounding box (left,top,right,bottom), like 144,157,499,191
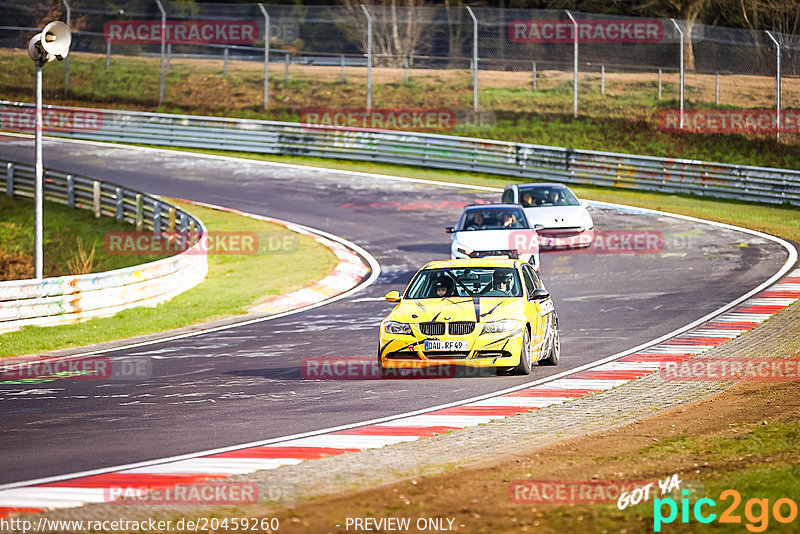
519,186,580,207
405,267,523,299
458,208,528,231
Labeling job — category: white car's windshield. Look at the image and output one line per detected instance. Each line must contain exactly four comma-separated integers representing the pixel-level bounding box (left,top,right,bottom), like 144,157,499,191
459,208,528,231
519,187,580,207
405,268,522,299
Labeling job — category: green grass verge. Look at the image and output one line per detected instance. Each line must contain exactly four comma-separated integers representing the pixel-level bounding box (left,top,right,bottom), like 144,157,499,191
0,194,171,279
160,148,800,243
0,200,339,357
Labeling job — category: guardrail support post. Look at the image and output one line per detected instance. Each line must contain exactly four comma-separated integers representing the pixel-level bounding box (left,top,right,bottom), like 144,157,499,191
115,187,123,221
257,3,270,109
168,207,176,233
153,200,162,233
135,194,143,231
466,6,478,113
566,10,578,117
67,175,75,208
670,19,684,129
93,181,101,218
360,4,373,111
155,0,166,105
6,163,13,198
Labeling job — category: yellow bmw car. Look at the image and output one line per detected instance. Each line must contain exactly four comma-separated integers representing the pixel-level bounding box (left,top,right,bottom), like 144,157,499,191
379,257,559,376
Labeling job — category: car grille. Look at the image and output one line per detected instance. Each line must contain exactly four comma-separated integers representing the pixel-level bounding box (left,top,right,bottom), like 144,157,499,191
448,321,475,335
384,351,421,360
426,352,470,360
420,322,445,336
474,350,513,359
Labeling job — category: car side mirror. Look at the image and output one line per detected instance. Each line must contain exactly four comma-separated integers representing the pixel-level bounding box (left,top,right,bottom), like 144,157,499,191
445,227,455,234
531,288,550,300
532,224,545,231
385,291,401,302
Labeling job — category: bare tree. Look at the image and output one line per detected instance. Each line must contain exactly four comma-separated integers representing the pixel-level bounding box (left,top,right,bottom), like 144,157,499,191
337,0,432,67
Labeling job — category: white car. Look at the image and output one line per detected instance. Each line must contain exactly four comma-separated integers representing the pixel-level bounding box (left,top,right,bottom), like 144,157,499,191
502,183,594,249
446,204,541,271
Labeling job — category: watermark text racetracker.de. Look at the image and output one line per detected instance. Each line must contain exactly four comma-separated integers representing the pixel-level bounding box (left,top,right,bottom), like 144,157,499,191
509,229,664,254
1,356,151,382
103,20,259,44
661,109,800,134
1,106,102,133
660,356,800,382
508,19,663,43
302,356,470,380
301,108,495,132
104,231,298,256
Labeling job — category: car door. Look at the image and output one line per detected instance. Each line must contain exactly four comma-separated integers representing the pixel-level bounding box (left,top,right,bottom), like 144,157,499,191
520,264,548,353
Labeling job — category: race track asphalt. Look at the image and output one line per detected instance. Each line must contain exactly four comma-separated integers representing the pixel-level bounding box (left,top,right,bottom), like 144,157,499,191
0,137,790,484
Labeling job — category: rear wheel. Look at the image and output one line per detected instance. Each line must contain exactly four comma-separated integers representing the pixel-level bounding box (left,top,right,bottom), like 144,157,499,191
539,323,560,366
512,327,533,375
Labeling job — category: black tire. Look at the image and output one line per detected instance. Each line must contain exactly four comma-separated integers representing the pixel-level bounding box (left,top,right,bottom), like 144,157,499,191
512,327,533,375
539,323,560,366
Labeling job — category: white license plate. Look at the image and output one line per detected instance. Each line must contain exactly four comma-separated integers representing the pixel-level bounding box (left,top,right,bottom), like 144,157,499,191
424,340,469,351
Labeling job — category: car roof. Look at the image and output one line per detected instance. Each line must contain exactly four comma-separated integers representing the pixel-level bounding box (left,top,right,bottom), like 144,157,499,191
514,183,570,189
463,203,524,211
421,258,520,269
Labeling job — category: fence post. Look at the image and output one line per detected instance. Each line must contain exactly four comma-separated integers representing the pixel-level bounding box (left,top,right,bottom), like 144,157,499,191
341,54,346,83
115,187,123,221
6,163,13,197
360,4,372,111
601,64,605,95
258,3,270,109
155,0,166,105
67,175,74,208
670,19,684,129
62,0,70,96
766,31,781,140
532,61,536,90
404,56,409,83
284,51,290,85
224,47,229,76
658,68,662,99
92,181,101,218
167,43,171,73
566,10,578,117
106,40,111,67
466,6,478,113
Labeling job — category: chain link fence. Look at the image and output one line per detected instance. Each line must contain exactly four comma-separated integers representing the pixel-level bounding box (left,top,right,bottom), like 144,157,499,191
1,1,799,137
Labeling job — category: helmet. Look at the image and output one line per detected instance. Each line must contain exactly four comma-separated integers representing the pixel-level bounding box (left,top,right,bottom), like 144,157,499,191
493,270,513,285
434,276,455,296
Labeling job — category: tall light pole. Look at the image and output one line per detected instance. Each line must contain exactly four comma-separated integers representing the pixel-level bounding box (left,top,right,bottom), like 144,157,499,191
28,21,72,279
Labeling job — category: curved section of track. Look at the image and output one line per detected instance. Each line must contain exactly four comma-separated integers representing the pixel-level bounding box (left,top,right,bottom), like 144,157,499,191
0,137,793,485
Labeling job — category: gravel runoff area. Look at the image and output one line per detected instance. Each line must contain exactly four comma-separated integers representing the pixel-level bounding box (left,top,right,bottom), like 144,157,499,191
24,295,800,529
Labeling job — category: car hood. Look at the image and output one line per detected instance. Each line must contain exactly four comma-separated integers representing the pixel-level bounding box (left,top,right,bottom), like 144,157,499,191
388,297,526,324
522,205,591,228
453,229,537,250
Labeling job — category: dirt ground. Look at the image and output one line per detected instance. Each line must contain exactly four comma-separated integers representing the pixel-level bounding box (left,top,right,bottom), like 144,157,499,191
264,354,800,534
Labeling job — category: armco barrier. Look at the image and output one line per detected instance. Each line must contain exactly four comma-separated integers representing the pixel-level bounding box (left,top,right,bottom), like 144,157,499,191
0,158,207,335
1,101,799,206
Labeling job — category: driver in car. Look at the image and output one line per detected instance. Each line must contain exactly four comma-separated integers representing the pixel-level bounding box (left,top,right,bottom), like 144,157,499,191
483,271,513,296
467,212,485,230
433,276,455,298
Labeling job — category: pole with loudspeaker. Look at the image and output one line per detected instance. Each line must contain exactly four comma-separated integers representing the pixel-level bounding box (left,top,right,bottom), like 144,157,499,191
27,21,72,279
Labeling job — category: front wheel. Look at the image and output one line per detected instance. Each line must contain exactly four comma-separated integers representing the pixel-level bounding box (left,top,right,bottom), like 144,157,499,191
539,323,560,366
512,327,533,375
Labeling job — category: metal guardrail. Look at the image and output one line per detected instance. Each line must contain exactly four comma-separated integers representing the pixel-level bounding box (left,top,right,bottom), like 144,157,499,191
1,101,799,207
0,157,208,335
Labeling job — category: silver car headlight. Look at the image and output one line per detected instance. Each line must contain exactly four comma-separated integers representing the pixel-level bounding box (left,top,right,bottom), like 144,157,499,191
482,319,520,334
384,321,412,335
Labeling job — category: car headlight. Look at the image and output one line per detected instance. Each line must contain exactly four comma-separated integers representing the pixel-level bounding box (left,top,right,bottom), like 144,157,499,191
384,321,412,335
482,319,521,334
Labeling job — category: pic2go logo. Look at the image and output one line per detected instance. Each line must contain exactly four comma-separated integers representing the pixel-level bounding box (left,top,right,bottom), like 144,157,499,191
654,489,799,532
